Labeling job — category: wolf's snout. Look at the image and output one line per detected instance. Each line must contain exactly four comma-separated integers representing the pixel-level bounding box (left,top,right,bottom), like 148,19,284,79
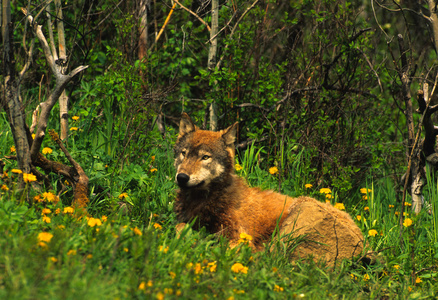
176,173,190,186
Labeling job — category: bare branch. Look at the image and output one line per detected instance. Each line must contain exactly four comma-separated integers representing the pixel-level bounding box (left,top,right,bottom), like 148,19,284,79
174,0,211,31
27,15,88,159
216,0,260,69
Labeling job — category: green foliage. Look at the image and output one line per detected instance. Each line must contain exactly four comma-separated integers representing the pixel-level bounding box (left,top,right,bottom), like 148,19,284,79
2,141,438,298
5,0,438,298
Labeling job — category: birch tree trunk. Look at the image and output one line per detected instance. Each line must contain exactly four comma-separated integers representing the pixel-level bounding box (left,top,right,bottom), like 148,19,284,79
139,0,148,61
208,0,218,131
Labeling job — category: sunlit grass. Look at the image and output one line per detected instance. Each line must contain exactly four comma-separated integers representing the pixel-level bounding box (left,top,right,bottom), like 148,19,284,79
1,120,438,298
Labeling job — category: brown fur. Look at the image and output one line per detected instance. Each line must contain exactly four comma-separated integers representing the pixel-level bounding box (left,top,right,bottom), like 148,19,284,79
174,113,364,264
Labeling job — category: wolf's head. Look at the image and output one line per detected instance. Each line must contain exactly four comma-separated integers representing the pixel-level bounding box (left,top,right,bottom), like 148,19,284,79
174,113,238,190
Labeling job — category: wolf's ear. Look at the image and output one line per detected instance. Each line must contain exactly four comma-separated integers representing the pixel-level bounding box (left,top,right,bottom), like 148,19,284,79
222,122,238,147
178,113,197,138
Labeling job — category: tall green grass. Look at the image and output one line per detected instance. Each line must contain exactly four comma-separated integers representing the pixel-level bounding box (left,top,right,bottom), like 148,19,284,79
1,121,438,298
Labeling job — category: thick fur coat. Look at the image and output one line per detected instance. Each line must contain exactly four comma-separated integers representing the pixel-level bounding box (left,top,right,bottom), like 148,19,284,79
174,113,364,263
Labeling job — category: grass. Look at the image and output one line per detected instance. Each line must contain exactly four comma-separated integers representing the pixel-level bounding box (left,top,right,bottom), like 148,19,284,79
1,125,438,299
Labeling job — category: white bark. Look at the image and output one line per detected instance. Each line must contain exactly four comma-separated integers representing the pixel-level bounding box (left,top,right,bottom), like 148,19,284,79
208,0,219,131
28,15,88,159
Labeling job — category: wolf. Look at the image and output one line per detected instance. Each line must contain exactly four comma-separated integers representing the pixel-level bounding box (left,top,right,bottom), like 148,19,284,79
174,113,364,265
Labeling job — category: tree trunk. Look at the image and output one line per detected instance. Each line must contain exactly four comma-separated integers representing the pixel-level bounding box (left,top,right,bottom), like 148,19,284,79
2,0,32,175
208,0,218,131
138,0,148,61
54,0,69,141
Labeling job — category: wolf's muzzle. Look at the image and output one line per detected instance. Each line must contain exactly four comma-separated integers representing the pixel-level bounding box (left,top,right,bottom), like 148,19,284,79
176,173,190,186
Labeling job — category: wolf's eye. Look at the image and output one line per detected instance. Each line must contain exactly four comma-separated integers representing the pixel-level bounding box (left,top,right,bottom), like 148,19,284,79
181,151,186,157
202,155,210,160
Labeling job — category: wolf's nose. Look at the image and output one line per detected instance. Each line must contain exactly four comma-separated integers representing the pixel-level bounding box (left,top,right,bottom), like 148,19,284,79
177,173,190,185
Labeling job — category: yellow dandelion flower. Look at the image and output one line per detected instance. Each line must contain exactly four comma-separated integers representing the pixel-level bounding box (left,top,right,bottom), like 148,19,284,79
147,280,153,287
72,116,80,121
11,169,22,174
269,166,278,175
416,277,422,284
194,263,203,274
305,183,313,189
153,223,162,230
325,193,333,200
151,155,155,162
150,168,158,173
157,292,164,300
356,215,361,221
360,188,372,194
159,245,169,253
87,217,102,227
208,261,217,272
42,147,53,155
238,232,253,244
132,227,143,236
408,287,412,292
364,206,369,211
63,206,74,214
274,285,284,292
393,265,400,270
67,249,77,256
319,188,332,194
118,192,128,199
38,232,53,243
57,225,65,230
38,242,48,249
169,271,176,279
2,171,8,178
334,203,345,210
23,173,37,183
70,127,78,131
368,229,378,237
362,195,368,200
231,262,248,274
42,216,51,224
389,204,395,208
403,218,413,227
233,289,245,294
42,208,52,215
363,274,370,281
1,184,9,191
404,202,412,207
10,146,16,152
50,257,58,263
235,164,243,171
32,134,35,139
55,209,61,215
101,215,107,222
124,248,129,253
42,192,57,202
138,282,146,290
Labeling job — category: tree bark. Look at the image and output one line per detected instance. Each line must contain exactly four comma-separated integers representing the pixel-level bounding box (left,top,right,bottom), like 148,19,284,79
208,0,218,131
2,0,32,175
138,0,148,61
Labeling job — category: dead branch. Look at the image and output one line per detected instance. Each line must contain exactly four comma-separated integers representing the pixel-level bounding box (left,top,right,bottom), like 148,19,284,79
26,14,88,160
49,130,89,208
174,0,211,31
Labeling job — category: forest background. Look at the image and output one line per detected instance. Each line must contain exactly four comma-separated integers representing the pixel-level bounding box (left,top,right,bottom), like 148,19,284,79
3,0,438,298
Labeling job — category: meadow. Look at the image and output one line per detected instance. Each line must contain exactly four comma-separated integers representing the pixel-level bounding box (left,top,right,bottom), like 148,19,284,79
1,113,438,300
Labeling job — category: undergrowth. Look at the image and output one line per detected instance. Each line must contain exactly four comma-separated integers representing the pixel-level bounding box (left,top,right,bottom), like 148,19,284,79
1,124,438,299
